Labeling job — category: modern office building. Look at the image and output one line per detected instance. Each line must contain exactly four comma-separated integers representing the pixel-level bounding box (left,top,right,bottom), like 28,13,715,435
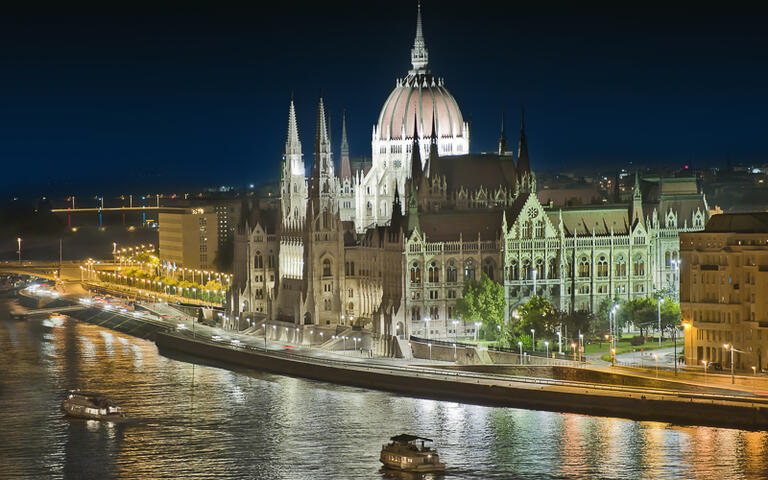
159,208,219,270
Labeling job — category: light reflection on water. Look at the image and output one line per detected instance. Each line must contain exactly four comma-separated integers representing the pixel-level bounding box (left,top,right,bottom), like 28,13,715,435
0,302,767,479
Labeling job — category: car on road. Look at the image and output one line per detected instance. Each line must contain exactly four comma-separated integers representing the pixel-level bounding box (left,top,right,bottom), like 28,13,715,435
710,362,723,371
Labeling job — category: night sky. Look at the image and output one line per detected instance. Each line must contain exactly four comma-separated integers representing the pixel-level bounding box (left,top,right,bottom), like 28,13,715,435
1,1,767,197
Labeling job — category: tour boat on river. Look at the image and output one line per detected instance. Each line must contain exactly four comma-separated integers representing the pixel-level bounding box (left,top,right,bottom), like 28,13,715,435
380,434,446,473
61,391,125,421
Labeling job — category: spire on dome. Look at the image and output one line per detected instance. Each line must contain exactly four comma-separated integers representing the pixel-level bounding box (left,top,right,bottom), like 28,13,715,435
340,110,351,179
410,1,429,74
285,98,301,156
516,105,530,175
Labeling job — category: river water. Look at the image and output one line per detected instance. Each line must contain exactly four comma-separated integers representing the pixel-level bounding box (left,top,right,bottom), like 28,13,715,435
1,301,767,480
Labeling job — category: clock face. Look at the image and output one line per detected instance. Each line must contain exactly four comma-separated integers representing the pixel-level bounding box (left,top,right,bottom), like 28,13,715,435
527,207,537,219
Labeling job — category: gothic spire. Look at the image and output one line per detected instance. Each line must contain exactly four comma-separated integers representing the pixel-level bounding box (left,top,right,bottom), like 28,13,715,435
426,110,440,178
285,98,302,156
516,105,530,176
409,112,423,186
410,1,429,74
498,111,508,155
340,110,352,179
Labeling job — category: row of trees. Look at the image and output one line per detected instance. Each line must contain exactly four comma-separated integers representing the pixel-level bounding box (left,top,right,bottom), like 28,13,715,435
456,274,681,349
98,267,225,303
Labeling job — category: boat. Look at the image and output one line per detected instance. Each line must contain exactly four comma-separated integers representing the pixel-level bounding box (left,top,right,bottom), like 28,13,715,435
61,391,125,421
380,434,446,473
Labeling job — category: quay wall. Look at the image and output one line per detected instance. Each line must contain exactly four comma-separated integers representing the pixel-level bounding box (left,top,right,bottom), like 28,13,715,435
156,331,768,430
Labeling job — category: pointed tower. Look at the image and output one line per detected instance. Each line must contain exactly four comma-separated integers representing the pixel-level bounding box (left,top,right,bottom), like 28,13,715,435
516,106,530,175
340,110,352,180
631,172,644,227
281,98,307,224
408,113,423,185
425,111,440,178
498,111,508,155
410,1,429,74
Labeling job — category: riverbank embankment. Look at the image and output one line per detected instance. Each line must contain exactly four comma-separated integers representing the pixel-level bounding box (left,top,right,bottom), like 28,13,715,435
156,331,768,430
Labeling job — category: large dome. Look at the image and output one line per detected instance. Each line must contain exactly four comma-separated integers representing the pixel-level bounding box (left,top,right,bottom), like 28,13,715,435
376,74,465,141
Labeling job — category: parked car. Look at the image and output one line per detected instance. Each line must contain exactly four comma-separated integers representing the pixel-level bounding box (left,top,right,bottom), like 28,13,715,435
710,362,723,371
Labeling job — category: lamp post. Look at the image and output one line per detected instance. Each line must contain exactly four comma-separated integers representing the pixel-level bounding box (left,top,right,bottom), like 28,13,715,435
657,298,664,347
572,343,577,362
453,342,457,362
262,323,267,349
531,328,535,352
343,336,348,355
557,328,562,355
532,268,537,295
424,316,430,340
428,342,432,361
518,341,523,365
702,360,708,383
544,341,549,364
474,322,481,343
452,320,458,344
16,237,22,265
653,353,659,377
578,333,583,362
723,344,744,385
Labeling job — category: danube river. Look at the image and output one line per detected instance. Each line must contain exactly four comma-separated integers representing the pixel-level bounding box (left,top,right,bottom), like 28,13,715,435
1,302,767,479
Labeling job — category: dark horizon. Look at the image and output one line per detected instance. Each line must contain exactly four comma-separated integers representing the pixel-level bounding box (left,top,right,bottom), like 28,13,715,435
2,1,767,197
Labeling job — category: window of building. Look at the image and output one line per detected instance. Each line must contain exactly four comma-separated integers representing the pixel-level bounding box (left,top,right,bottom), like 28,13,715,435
447,260,457,282
322,259,332,277
509,260,518,280
483,258,495,281
255,252,263,269
448,290,456,299
597,256,608,277
633,255,645,276
464,259,475,282
615,255,626,277
578,257,590,278
429,290,439,299
411,306,421,322
430,305,440,319
522,259,531,280
428,262,439,283
410,262,422,284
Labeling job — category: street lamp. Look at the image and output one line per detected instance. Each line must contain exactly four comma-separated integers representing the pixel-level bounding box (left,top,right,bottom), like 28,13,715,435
518,341,523,365
702,360,709,383
16,237,22,265
532,268,537,295
544,341,549,363
428,342,432,361
262,323,266,349
571,343,577,362
556,329,562,355
657,298,664,347
452,320,458,344
531,328,535,352
578,333,583,362
424,316,431,340
653,353,659,377
474,322,481,343
723,343,744,385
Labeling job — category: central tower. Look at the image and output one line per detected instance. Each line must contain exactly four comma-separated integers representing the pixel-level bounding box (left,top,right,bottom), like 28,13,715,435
357,2,470,232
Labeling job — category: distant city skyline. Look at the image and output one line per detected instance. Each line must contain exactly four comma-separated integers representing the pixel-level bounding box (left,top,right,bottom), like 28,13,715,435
1,1,767,196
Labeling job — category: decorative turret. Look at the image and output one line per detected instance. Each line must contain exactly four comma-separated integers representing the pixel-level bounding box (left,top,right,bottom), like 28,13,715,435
631,171,644,227
340,110,351,179
408,113,423,186
498,111,508,155
425,113,440,178
516,106,530,175
281,98,307,224
410,2,429,74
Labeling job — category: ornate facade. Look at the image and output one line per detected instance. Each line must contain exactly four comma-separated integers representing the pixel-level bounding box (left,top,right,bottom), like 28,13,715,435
227,4,710,346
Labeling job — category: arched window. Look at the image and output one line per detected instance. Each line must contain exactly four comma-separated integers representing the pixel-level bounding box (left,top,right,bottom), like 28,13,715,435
633,255,645,276
483,258,495,281
322,258,332,277
535,258,544,279
534,221,544,238
446,260,457,283
428,261,439,283
548,258,557,279
522,259,531,280
268,254,275,269
366,202,372,216
597,256,608,277
615,255,627,277
255,252,263,269
410,262,421,284
522,221,531,238
578,256,590,278
464,258,475,282
665,251,671,268
508,260,518,280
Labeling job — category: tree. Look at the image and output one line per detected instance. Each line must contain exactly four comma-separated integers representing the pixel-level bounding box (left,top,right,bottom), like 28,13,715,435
592,297,621,339
563,309,595,342
659,298,681,339
513,295,558,344
618,297,656,337
456,274,505,341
